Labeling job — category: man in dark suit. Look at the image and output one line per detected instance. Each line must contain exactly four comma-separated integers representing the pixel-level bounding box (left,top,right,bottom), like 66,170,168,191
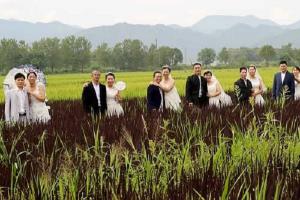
185,63,208,107
234,67,253,103
272,60,295,100
82,70,107,115
147,71,165,111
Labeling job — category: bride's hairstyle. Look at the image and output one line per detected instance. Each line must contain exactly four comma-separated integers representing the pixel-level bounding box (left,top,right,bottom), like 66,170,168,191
294,66,300,72
27,71,37,78
162,65,171,72
203,71,212,76
105,72,115,79
248,64,256,70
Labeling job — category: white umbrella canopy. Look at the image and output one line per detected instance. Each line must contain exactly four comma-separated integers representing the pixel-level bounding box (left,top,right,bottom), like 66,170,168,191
3,64,47,95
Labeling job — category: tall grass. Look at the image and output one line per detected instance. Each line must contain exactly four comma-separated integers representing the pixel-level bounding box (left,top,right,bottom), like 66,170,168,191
0,93,299,199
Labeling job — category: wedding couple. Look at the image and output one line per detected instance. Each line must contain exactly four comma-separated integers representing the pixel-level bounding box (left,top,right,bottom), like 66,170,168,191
82,70,124,117
185,63,232,108
5,72,51,124
147,65,181,112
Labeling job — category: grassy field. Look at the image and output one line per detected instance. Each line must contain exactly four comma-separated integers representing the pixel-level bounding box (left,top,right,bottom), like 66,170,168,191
0,67,281,102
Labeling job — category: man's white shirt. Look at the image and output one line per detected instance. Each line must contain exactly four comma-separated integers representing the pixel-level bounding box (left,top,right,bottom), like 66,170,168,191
92,82,101,106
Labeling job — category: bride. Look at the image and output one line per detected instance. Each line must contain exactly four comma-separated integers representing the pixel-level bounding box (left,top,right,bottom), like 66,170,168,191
293,66,300,100
153,65,181,111
26,71,51,123
203,71,232,108
105,72,124,117
247,65,266,106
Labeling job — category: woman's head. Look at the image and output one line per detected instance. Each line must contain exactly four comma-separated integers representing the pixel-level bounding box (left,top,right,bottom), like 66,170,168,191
293,66,300,76
105,72,115,86
203,71,212,82
27,71,37,84
248,64,256,77
162,65,171,78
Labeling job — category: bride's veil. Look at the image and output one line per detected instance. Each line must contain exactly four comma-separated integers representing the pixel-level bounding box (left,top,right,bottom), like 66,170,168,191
246,66,267,92
211,73,224,92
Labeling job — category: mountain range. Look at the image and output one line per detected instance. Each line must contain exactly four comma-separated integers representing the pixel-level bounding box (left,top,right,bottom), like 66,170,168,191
1,15,300,61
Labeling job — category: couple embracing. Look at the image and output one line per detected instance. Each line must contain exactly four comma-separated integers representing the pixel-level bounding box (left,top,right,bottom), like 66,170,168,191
5,72,51,124
147,65,181,112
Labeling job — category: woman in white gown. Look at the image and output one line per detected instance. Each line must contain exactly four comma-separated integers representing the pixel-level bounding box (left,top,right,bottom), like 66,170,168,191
105,72,124,117
247,65,266,106
26,72,51,123
203,71,232,108
293,66,300,100
153,65,181,111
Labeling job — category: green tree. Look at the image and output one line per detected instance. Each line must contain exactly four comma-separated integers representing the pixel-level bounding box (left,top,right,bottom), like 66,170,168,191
61,35,92,72
0,39,29,72
32,37,61,72
94,43,111,69
197,48,216,66
259,45,276,66
218,47,230,65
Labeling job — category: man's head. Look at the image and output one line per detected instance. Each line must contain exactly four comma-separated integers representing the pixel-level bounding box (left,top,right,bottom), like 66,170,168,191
153,71,162,84
193,63,202,76
91,70,101,83
279,60,288,73
14,73,26,89
240,67,247,79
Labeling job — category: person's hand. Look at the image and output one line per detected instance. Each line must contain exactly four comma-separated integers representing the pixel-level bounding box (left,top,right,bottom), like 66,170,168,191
188,102,193,107
115,91,122,102
83,82,89,88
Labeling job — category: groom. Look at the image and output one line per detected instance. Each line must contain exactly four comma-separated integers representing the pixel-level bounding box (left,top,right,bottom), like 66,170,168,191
234,67,253,104
82,70,107,116
147,71,165,111
185,63,208,107
272,60,295,100
5,73,30,123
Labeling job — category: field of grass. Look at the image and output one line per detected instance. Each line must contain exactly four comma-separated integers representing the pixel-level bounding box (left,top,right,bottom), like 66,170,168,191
0,67,280,102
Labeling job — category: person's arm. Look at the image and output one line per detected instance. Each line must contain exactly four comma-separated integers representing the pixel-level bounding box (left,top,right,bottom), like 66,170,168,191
147,86,156,110
159,79,175,92
272,74,277,99
5,91,11,122
30,84,46,102
290,74,295,96
82,86,91,113
185,76,192,104
213,82,221,97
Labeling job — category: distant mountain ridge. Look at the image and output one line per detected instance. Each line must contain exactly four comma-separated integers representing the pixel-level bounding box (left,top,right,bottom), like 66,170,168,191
1,15,300,61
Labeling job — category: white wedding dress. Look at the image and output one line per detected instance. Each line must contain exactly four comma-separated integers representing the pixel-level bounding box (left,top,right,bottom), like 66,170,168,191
295,80,300,100
249,77,265,106
106,86,124,117
165,86,181,111
207,81,232,108
29,83,51,123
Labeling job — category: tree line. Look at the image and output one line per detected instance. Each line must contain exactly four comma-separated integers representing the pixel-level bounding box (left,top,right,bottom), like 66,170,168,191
198,43,300,67
0,36,183,73
1,35,300,74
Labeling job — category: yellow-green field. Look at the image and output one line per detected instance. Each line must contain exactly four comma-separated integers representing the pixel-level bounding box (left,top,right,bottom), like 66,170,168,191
0,67,281,102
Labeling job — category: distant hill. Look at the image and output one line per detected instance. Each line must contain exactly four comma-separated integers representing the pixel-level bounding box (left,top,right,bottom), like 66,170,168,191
0,19,82,41
1,15,300,61
191,15,279,33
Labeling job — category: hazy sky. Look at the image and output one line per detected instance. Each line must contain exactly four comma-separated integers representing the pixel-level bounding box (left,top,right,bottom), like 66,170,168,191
0,0,299,28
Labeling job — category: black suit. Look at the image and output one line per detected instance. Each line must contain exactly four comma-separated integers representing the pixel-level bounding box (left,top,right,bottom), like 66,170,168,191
82,82,107,115
185,74,208,106
147,84,165,111
272,71,295,100
234,78,253,103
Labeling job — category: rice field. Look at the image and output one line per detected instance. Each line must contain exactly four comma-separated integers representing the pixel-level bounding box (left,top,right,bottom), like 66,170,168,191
1,66,299,199
0,67,280,102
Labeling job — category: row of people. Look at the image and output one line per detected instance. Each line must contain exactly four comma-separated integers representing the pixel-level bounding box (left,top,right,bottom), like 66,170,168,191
5,60,300,123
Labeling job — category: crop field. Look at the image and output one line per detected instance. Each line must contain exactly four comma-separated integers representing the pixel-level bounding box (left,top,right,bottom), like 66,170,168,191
0,67,299,199
0,67,280,103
